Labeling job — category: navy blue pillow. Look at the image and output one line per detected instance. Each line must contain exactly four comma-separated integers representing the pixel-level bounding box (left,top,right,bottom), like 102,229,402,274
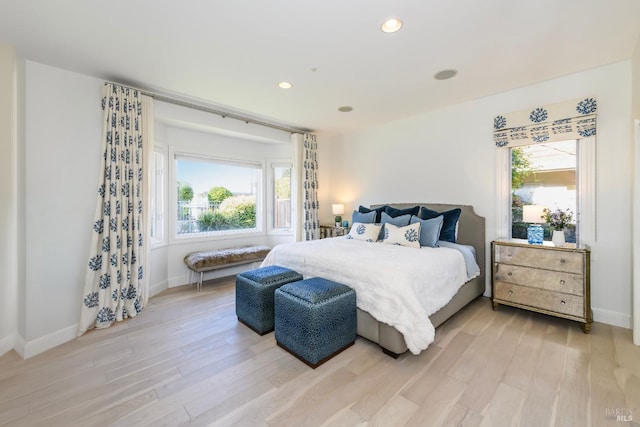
385,205,420,218
358,205,388,223
418,207,462,243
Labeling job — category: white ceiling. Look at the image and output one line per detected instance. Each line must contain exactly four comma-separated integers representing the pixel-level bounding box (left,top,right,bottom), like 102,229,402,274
1,0,639,136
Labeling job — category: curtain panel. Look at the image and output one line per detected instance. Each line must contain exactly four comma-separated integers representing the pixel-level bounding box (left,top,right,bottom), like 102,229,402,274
78,83,153,335
493,97,597,148
302,133,320,240
292,133,320,241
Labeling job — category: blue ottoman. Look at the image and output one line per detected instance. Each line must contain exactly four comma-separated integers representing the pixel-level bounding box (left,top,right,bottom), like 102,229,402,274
236,265,303,335
274,277,356,368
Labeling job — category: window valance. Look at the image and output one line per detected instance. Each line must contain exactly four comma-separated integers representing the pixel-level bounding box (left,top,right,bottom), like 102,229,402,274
493,97,597,147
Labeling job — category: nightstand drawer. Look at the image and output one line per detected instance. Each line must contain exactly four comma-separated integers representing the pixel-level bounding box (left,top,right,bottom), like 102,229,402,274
494,282,584,318
493,263,583,296
495,245,583,274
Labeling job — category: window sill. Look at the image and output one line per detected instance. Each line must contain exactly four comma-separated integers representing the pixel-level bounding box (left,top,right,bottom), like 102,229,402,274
170,228,264,245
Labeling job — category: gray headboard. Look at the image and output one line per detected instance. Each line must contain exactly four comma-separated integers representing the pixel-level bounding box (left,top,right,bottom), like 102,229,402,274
371,203,486,285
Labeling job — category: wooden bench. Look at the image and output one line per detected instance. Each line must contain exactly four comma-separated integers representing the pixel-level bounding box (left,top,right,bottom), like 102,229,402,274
184,245,271,291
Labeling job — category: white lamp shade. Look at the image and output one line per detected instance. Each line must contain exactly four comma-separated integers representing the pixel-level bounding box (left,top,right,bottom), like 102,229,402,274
332,204,344,215
522,205,546,224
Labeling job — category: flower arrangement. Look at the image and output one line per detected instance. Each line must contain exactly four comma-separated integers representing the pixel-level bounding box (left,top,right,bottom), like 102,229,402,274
542,208,574,231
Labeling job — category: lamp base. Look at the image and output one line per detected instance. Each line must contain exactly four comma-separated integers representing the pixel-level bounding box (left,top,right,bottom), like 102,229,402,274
527,224,544,245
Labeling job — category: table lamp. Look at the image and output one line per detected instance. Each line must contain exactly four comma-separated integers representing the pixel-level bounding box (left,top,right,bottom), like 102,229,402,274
332,204,344,227
522,205,545,245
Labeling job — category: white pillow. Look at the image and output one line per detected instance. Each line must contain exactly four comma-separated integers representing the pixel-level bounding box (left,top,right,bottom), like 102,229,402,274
346,222,382,242
382,222,421,248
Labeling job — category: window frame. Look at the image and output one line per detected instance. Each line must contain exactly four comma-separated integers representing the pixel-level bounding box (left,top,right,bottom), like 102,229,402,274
496,136,596,246
150,145,167,248
267,160,293,235
168,146,265,243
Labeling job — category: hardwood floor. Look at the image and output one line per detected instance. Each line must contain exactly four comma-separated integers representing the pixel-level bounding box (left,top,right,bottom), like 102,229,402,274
1,277,639,426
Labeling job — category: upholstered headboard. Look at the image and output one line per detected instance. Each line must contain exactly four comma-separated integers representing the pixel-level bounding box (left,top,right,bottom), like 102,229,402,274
371,203,486,286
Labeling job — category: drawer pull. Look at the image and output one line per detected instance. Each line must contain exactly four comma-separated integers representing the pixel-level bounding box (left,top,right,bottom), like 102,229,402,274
508,290,513,295
560,259,566,264
559,279,565,285
508,272,513,276
560,300,566,305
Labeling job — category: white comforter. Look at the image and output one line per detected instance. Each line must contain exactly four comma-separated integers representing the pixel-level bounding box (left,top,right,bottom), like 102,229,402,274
261,237,472,354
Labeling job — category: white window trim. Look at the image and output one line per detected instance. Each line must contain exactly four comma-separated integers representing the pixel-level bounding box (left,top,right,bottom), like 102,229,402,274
168,146,266,244
151,144,168,249
496,136,596,246
267,159,293,235
633,119,640,345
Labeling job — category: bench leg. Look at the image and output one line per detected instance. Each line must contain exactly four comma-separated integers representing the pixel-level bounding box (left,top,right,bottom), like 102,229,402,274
199,272,204,292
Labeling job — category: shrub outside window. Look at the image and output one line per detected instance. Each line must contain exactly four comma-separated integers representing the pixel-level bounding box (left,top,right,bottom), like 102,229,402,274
174,155,262,237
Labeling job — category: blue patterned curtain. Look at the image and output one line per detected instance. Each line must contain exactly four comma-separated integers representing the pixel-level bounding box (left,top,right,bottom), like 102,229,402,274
493,97,597,147
78,83,153,335
302,133,320,240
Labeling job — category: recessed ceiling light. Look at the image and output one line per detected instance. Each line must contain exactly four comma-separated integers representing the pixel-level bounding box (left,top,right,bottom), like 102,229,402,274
434,69,457,80
381,18,403,33
278,81,292,89
338,106,353,112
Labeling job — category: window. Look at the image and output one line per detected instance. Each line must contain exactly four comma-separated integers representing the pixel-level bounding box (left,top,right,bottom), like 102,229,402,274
511,140,577,242
150,148,164,244
497,136,595,246
174,154,263,237
494,98,596,246
272,164,292,230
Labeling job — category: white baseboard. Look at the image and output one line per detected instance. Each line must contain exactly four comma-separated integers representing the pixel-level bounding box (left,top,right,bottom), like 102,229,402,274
21,324,78,359
149,279,169,298
14,333,25,359
0,334,15,357
593,307,631,329
168,262,260,288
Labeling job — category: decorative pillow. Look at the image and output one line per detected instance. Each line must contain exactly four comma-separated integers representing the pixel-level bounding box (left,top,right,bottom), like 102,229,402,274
385,205,420,218
381,222,421,248
358,205,388,223
418,207,462,243
410,215,444,248
352,210,376,224
379,212,411,240
346,222,382,242
380,211,411,227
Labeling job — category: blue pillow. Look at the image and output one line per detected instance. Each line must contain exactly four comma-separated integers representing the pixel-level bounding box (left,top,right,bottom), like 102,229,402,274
380,212,411,240
410,215,444,247
358,205,388,223
380,211,411,227
352,210,376,224
418,207,461,243
385,205,420,218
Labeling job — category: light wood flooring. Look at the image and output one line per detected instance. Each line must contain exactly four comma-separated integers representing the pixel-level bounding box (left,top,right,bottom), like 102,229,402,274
1,277,639,427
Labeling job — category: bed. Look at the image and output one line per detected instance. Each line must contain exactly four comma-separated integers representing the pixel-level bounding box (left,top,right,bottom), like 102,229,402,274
261,203,486,357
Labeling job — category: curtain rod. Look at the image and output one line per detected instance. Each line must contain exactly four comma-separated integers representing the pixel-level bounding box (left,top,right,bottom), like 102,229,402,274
107,81,311,135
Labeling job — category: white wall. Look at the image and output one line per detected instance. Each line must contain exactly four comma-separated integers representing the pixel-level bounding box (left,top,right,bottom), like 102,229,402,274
0,45,17,357
631,34,640,344
19,61,104,357
322,60,634,329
